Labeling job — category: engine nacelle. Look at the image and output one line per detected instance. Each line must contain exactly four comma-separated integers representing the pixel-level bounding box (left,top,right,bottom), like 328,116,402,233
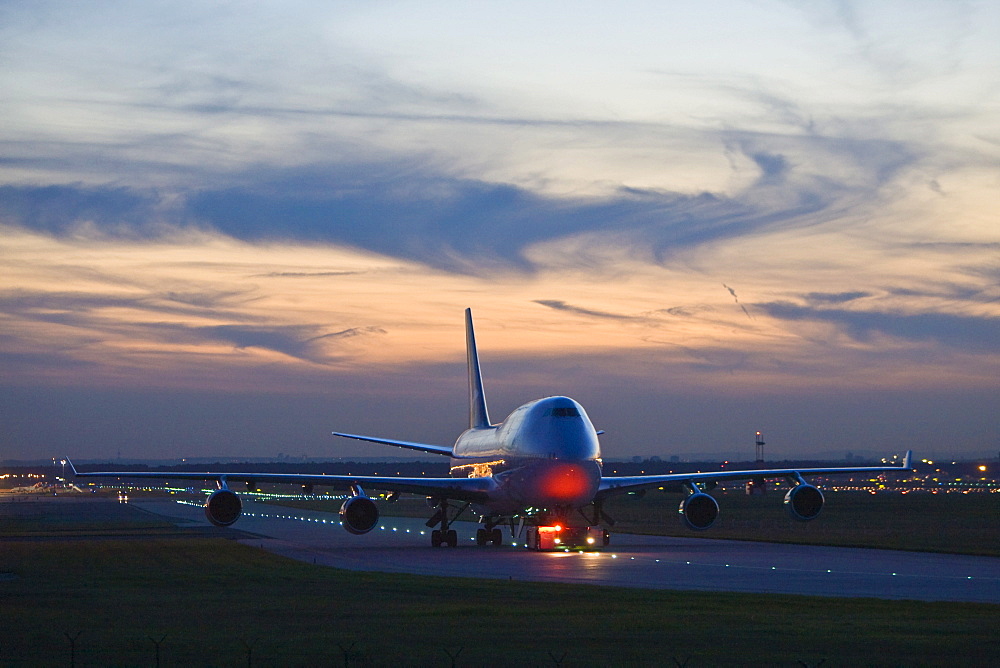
785,483,824,521
204,489,242,527
679,492,719,531
340,495,379,535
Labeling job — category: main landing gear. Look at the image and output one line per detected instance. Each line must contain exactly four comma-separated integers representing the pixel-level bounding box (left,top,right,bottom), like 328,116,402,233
431,528,458,548
426,498,505,548
475,525,503,547
426,498,468,548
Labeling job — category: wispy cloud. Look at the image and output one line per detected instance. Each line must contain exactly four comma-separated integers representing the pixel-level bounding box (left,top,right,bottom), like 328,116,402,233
252,271,364,278
804,291,872,304
722,284,754,320
533,300,638,321
0,132,919,276
150,323,386,363
0,288,256,324
757,301,1000,352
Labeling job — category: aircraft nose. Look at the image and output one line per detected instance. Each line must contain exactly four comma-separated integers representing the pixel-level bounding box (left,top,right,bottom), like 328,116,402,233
537,461,600,505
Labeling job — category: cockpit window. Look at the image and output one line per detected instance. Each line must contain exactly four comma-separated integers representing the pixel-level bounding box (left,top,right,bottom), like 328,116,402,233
547,407,580,417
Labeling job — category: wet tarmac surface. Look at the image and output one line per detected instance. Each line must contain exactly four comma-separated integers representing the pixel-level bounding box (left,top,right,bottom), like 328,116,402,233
134,498,1000,603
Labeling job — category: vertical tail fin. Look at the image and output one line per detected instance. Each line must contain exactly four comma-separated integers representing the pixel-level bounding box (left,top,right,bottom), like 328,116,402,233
465,308,491,429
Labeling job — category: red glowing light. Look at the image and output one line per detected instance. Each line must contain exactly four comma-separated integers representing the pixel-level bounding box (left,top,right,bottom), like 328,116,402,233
539,463,594,502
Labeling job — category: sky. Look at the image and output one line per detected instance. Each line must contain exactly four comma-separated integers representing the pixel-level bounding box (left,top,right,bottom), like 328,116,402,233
1,1,998,463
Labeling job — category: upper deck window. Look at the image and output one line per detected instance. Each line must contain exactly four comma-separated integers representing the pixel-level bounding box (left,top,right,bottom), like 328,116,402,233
547,407,580,417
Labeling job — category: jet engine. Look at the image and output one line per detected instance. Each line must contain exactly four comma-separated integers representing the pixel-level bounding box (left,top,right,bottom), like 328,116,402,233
340,495,379,535
204,489,242,527
784,483,824,521
679,492,719,531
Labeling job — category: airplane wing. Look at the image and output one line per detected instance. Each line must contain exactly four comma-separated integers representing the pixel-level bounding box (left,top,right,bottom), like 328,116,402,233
597,450,913,497
67,459,492,502
332,432,454,456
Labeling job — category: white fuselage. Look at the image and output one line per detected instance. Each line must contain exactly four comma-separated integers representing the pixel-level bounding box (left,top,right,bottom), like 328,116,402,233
449,396,603,514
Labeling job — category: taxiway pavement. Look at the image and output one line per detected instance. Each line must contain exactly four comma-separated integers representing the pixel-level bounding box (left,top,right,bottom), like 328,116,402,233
133,499,1000,604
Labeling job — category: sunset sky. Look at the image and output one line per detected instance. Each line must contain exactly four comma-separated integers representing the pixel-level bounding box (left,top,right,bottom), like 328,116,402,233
2,1,998,462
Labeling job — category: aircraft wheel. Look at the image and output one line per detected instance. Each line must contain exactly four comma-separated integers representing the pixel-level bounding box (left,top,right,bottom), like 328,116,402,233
446,529,458,548
476,528,488,546
431,529,442,547
490,528,503,546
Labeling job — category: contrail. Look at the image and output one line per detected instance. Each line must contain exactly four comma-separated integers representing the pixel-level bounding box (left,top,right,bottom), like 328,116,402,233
722,283,754,320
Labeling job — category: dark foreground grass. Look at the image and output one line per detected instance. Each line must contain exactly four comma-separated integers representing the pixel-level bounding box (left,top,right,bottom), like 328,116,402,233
1,538,996,667
605,490,1000,557
275,490,1000,557
0,498,178,536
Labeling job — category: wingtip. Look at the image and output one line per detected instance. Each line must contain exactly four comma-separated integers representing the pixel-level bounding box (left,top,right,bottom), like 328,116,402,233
903,450,913,469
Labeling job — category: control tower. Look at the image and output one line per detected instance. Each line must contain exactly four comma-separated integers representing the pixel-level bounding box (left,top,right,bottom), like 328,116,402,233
745,431,767,495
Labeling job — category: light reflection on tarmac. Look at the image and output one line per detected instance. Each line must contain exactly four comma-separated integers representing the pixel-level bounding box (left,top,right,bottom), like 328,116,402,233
135,499,1000,604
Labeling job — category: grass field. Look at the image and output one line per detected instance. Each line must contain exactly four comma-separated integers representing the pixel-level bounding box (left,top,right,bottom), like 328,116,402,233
0,497,177,535
274,490,1000,557
3,536,997,666
2,499,997,666
606,490,1000,556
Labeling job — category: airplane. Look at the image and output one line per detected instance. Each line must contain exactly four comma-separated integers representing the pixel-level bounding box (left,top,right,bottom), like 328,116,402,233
70,308,913,550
